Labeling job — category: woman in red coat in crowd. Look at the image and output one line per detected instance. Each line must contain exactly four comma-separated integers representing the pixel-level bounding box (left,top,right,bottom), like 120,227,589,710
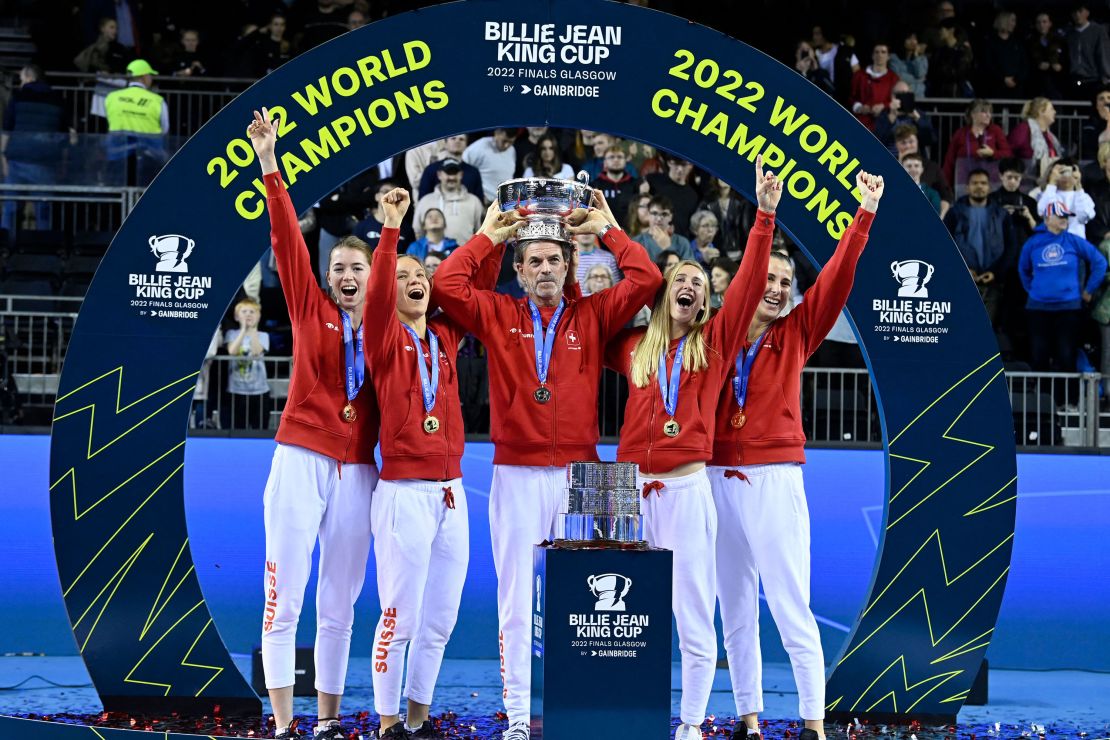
942,98,1013,184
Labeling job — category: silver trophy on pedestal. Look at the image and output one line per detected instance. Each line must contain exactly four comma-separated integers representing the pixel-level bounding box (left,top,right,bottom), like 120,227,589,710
556,462,645,548
496,171,594,244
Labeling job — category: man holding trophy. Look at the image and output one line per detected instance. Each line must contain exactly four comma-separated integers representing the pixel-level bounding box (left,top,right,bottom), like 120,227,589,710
432,176,662,740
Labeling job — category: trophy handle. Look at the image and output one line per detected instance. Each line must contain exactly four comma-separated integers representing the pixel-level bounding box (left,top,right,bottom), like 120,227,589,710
619,576,631,598
576,170,590,186
586,574,597,593
925,263,935,281
890,260,901,275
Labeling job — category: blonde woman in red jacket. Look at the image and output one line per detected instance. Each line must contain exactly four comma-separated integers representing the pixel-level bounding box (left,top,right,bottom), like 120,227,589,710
605,156,780,740
249,108,380,740
363,187,502,739
709,171,883,740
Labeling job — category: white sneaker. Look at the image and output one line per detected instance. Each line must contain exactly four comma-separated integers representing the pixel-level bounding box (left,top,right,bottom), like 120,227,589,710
674,723,702,740
503,720,530,740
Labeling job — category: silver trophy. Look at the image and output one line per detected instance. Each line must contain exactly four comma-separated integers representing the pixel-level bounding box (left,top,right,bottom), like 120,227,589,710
556,462,644,547
496,171,594,244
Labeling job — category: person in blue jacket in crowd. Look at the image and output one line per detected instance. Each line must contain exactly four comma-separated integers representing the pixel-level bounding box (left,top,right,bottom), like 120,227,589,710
1019,200,1108,372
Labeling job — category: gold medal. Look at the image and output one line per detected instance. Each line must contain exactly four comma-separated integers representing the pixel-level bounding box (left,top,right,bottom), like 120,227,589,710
423,415,440,434
731,408,747,429
342,403,357,423
663,418,681,437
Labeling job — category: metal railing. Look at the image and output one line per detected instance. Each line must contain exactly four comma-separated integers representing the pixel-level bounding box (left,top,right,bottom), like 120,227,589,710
0,303,80,422
0,182,140,235
2,298,1106,448
190,355,292,432
40,72,253,140
1007,370,1103,448
918,96,1093,165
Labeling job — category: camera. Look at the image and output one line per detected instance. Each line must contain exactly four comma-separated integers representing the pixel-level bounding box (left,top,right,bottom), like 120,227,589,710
895,91,916,114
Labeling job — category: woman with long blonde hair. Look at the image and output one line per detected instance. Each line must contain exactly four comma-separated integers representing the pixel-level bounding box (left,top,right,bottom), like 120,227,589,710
1008,96,1063,177
604,155,781,740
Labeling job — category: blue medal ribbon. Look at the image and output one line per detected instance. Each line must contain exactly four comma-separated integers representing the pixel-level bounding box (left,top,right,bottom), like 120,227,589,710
658,335,687,417
528,298,565,387
341,311,365,403
732,331,768,410
402,323,440,414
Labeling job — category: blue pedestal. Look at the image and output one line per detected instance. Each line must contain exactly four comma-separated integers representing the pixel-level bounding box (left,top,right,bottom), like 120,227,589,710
530,545,673,740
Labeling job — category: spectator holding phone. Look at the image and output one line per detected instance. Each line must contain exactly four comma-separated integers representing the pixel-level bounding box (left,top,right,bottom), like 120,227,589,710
1037,158,1096,239
874,80,936,156
794,40,835,96
991,158,1040,242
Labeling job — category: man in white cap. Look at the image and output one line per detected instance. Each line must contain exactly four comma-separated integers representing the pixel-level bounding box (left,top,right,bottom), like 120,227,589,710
413,158,485,244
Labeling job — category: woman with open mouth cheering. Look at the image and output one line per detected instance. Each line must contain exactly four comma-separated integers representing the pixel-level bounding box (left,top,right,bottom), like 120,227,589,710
363,187,506,739
604,155,781,740
249,107,380,740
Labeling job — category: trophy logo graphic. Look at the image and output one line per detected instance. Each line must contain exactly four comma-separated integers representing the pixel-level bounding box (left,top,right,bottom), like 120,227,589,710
890,259,934,298
587,572,632,612
149,234,196,273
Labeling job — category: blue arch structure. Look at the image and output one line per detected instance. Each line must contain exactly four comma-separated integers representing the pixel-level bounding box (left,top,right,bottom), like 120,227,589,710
48,0,1016,722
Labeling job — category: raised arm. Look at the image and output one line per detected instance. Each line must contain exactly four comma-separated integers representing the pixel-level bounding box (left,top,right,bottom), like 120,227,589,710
568,189,663,337
430,202,524,335
711,154,780,361
363,187,410,356
795,171,883,355
249,108,316,324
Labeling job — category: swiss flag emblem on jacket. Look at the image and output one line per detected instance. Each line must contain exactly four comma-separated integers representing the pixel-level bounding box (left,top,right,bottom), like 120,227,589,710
566,330,580,346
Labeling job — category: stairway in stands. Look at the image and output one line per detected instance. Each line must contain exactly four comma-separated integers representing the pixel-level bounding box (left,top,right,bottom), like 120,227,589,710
0,21,34,75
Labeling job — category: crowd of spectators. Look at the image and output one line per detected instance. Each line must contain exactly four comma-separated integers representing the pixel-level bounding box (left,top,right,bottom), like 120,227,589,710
7,0,1110,428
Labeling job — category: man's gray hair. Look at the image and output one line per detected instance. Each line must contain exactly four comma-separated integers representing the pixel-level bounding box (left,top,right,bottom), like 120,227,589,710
513,239,573,265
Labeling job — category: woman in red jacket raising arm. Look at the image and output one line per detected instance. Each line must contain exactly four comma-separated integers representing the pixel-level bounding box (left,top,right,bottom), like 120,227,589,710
605,156,780,740
248,108,381,740
363,186,502,739
709,171,884,740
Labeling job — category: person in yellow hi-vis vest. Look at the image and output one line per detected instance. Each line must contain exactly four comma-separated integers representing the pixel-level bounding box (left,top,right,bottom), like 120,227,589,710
104,59,168,185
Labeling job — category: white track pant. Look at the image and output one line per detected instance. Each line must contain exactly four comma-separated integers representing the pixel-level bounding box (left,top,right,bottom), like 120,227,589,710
489,465,564,725
370,478,469,716
709,463,825,721
261,443,377,695
639,468,718,727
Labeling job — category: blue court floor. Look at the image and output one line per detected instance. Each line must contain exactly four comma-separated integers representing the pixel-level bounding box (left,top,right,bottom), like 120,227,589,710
1,655,1107,737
